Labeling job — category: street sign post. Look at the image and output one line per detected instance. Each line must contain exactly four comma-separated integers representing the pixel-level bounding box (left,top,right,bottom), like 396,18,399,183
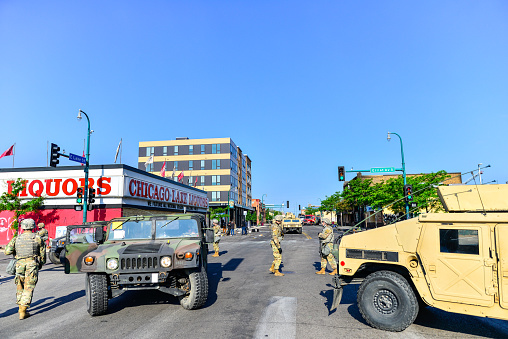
69,153,86,165
370,167,395,173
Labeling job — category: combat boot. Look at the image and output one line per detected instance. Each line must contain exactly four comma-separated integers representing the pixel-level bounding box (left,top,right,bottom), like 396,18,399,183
19,306,29,320
329,268,337,275
269,263,275,273
274,270,284,276
315,268,326,275
212,251,219,257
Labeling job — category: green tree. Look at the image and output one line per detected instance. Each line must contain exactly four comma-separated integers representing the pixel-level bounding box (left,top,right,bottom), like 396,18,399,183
210,206,229,220
246,211,257,223
303,206,319,215
0,178,45,231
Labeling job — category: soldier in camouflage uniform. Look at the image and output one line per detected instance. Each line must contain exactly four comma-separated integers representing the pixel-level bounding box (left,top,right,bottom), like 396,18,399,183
316,218,337,275
37,222,48,246
211,219,221,257
269,215,285,277
4,218,46,319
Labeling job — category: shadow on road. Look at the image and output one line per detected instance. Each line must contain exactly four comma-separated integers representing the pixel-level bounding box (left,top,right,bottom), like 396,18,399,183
30,290,86,315
0,296,54,319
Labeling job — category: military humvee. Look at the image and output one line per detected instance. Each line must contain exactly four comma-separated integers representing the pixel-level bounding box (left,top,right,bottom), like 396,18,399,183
331,184,508,332
281,213,303,234
62,214,213,316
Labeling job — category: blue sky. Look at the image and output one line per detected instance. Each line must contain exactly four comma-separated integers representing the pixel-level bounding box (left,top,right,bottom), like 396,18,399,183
1,1,507,213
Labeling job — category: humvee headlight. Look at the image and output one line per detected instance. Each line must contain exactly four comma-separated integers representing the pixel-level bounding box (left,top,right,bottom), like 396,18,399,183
160,256,172,268
84,256,95,265
107,258,119,270
184,252,193,260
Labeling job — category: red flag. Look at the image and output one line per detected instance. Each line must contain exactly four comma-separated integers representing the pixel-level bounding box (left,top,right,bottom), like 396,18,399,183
194,176,198,187
160,161,166,177
0,145,14,159
177,171,184,182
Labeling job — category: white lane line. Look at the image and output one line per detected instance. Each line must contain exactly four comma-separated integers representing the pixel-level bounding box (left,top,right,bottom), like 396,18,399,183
254,296,297,339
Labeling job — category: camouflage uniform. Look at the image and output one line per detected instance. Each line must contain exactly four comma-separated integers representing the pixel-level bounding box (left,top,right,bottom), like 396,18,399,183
270,216,284,276
211,220,221,257
37,223,48,245
317,219,337,275
4,219,46,319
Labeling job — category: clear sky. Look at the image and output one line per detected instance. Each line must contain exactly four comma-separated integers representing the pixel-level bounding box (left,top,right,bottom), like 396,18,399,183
1,1,507,213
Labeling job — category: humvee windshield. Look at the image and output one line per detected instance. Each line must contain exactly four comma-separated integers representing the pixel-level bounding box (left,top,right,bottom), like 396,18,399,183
155,219,199,238
109,220,152,240
107,218,200,240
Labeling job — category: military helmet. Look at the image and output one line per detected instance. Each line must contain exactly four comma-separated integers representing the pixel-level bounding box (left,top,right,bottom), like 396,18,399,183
38,222,45,228
212,219,219,224
274,215,283,221
21,218,35,230
322,218,331,225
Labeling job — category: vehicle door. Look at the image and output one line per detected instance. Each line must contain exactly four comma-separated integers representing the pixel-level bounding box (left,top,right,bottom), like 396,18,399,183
495,224,508,309
62,224,103,274
417,223,495,307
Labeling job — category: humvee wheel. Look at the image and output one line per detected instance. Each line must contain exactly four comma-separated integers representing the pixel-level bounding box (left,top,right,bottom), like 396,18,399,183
86,273,109,316
48,251,61,265
357,270,418,332
179,271,209,310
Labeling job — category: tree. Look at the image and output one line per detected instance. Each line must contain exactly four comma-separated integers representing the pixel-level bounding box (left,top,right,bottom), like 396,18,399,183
245,211,257,223
303,206,319,215
0,178,45,231
210,206,229,220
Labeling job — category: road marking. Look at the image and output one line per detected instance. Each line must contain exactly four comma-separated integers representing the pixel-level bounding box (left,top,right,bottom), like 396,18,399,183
302,232,312,240
254,296,297,339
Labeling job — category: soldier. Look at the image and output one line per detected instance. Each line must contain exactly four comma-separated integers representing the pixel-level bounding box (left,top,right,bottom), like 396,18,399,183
316,218,337,275
4,218,46,319
37,222,48,245
211,219,221,257
269,215,285,277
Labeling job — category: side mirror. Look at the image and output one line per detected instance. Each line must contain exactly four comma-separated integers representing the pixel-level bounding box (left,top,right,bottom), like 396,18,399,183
205,229,214,243
95,227,105,244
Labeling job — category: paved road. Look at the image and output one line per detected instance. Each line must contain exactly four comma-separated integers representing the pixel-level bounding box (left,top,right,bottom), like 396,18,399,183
1,225,507,339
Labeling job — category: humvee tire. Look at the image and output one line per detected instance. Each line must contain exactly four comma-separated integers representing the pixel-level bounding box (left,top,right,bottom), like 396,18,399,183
357,271,418,332
86,273,109,316
48,251,60,265
179,271,209,310
297,228,302,234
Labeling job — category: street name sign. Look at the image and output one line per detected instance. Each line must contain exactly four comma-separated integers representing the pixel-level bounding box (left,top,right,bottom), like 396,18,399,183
69,153,86,165
370,167,395,173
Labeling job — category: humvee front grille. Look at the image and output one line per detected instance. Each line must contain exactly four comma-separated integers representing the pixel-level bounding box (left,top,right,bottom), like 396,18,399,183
120,255,159,270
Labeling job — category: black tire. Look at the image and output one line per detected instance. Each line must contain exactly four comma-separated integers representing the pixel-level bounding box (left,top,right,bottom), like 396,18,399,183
85,273,109,316
179,271,209,310
357,270,419,332
298,228,302,234
49,251,61,265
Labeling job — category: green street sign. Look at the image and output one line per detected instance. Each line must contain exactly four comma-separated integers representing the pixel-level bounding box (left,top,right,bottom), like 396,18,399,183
370,167,395,173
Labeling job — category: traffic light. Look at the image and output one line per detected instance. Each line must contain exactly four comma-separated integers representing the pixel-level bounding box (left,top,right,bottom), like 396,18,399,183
287,201,289,208
76,187,84,204
88,187,96,204
50,143,60,167
299,205,301,211
404,184,413,202
338,166,345,181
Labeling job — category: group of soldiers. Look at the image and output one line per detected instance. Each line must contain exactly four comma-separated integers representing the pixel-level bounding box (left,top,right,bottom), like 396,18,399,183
4,219,48,320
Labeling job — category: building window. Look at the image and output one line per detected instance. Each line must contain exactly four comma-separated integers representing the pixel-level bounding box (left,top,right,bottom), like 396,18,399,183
212,175,221,185
212,160,220,169
174,161,178,170
162,146,167,156
201,145,205,154
188,176,193,185
174,146,179,155
212,191,220,202
189,160,193,170
212,144,221,154
146,147,154,157
201,160,205,170
200,176,205,186
189,145,193,155
146,163,153,172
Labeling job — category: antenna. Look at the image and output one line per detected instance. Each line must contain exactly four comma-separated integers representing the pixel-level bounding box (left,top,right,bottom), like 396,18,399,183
471,171,487,215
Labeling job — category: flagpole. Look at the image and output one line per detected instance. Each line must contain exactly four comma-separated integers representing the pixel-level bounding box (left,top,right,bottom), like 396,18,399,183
120,138,122,164
13,143,15,168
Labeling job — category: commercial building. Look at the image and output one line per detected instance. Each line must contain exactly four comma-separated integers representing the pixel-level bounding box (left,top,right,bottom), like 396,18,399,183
0,164,208,246
138,137,253,226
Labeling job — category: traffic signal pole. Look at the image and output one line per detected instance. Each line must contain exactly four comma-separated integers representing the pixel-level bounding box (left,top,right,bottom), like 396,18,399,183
388,132,409,219
78,110,91,224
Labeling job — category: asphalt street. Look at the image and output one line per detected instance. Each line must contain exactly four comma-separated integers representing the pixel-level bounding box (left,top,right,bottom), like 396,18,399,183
1,225,508,339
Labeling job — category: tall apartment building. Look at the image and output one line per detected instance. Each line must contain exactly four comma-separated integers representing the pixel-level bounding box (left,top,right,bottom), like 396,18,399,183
138,137,253,225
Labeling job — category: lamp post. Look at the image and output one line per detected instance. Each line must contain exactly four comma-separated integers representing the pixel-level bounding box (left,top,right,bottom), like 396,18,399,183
261,194,267,226
387,132,409,219
78,109,91,224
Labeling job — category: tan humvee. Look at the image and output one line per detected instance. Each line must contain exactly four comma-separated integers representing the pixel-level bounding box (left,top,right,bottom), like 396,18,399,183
331,184,508,332
282,212,303,234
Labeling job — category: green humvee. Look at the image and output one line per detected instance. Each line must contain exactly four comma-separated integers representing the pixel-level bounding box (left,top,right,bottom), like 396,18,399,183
62,214,213,316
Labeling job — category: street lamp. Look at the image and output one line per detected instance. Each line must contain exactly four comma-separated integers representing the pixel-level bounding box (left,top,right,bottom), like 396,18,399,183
387,132,409,219
261,194,267,225
78,109,91,224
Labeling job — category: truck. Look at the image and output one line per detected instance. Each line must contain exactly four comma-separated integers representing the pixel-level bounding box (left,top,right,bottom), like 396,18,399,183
61,214,214,316
331,184,508,332
281,213,303,234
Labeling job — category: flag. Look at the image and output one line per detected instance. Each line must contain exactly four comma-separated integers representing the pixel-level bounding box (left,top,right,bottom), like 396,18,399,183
177,171,184,182
194,176,198,187
114,139,122,163
0,144,14,160
160,161,166,177
144,155,154,170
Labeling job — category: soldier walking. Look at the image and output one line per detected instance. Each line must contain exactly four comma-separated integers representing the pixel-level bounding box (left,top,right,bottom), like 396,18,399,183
269,215,284,277
211,219,221,257
37,222,48,246
316,218,337,275
4,218,46,319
